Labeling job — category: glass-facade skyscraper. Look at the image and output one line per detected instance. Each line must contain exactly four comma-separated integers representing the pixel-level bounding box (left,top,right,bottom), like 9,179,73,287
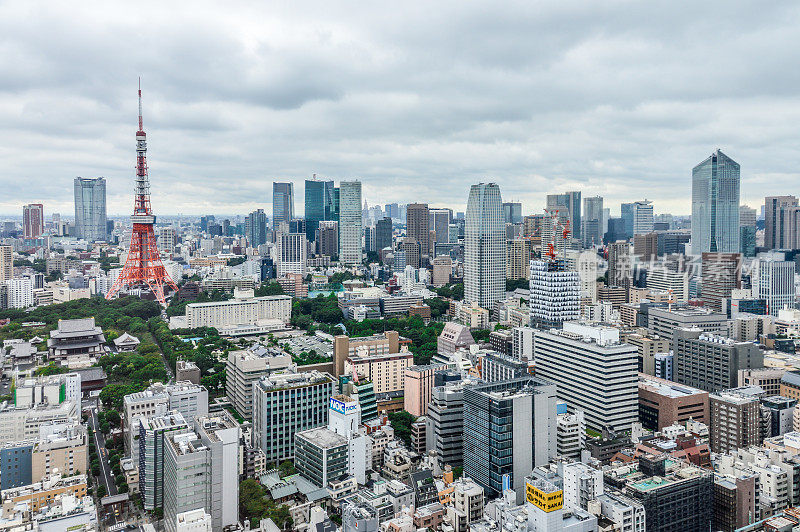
74,177,107,242
304,178,336,241
692,149,740,254
272,182,294,229
464,182,505,309
338,181,362,265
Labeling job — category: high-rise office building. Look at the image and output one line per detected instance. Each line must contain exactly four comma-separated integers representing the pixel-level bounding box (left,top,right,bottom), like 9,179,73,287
304,178,336,241
374,217,393,251
139,411,190,510
464,183,504,310
426,382,467,468
631,200,654,235
528,260,580,329
701,252,742,312
252,370,334,463
534,322,639,433
673,328,763,392
430,208,452,246
754,254,796,316
22,204,44,240
692,150,740,254
764,196,800,250
272,182,294,229
73,177,107,242
582,196,603,246
244,209,268,247
463,376,557,501
502,202,523,225
316,221,339,257
338,181,362,265
547,191,581,240
620,203,634,240
407,203,430,259
739,205,757,228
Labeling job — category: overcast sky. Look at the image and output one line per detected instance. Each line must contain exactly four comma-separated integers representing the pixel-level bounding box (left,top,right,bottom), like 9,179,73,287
1,1,799,218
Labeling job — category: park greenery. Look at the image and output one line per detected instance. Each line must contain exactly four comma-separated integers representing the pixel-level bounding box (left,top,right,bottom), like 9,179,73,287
166,289,230,317
239,479,293,529
388,411,417,446
505,278,529,291
435,282,464,300
255,282,285,297
341,316,445,365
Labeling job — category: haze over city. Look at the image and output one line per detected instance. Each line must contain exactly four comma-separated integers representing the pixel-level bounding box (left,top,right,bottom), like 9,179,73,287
2,1,800,216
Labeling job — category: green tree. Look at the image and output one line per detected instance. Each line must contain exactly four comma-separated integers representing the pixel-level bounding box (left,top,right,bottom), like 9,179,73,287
388,411,417,446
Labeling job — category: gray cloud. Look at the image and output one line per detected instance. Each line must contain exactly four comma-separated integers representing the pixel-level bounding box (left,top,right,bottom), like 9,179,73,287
1,0,799,217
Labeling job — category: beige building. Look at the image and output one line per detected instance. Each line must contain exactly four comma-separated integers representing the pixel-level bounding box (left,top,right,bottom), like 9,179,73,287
1,473,87,512
31,424,88,482
738,367,785,396
225,349,292,420
333,331,400,378
506,239,531,280
432,256,452,288
622,331,669,376
458,302,489,329
345,347,414,394
404,364,447,417
0,245,11,283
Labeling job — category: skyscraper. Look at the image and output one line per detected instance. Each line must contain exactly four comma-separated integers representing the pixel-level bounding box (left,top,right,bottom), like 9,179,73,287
764,196,800,250
547,192,581,240
754,254,796,316
631,200,654,235
582,196,604,246
430,208,452,246
73,178,107,242
0,246,11,283
375,217,393,252
701,252,742,312
22,204,44,240
338,181,363,265
406,203,431,259
272,182,294,229
528,260,581,329
502,202,522,224
620,202,634,240
304,178,335,241
244,209,267,247
464,183,505,309
692,149,740,254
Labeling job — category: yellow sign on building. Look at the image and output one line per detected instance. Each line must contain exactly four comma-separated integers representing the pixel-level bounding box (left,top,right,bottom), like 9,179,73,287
526,481,563,513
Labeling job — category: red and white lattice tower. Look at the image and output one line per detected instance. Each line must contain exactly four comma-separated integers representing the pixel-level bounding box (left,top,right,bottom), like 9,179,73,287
106,81,178,306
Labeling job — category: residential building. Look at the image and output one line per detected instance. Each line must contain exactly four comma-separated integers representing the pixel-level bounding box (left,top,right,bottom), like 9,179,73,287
244,208,268,247
407,203,430,261
709,391,763,452
556,410,585,460
404,364,446,417
739,367,785,396
431,255,452,288
448,477,484,532
607,241,632,289
0,245,11,282
464,183,505,310
692,149,740,254
506,239,531,280
463,376,557,500
5,277,33,309
333,331,401,378
22,203,44,239
344,348,414,394
633,232,658,261
534,322,638,433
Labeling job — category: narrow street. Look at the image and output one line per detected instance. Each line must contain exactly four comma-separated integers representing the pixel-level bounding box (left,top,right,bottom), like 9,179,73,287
88,405,118,497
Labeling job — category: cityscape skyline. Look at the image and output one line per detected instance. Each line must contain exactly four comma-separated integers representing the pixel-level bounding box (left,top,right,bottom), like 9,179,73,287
2,2,800,216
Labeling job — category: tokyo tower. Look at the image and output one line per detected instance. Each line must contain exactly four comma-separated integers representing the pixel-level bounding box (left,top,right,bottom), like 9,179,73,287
106,81,178,306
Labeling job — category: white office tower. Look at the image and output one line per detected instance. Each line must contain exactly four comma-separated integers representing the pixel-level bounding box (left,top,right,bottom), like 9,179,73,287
529,260,580,330
276,232,308,276
534,322,638,434
339,181,363,264
464,183,505,310
328,395,370,484
754,253,796,316
573,250,598,303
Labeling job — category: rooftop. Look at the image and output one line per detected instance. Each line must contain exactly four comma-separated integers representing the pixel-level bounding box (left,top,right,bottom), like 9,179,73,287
296,427,348,449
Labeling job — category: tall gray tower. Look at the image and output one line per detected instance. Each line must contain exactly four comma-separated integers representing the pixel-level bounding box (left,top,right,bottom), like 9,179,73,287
464,182,505,309
74,177,107,242
692,149,740,254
